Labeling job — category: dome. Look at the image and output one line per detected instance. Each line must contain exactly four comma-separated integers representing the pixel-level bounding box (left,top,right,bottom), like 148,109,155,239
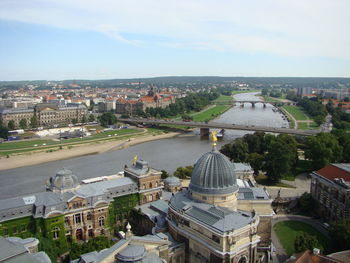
164,176,181,187
189,149,238,195
48,168,79,192
116,244,146,262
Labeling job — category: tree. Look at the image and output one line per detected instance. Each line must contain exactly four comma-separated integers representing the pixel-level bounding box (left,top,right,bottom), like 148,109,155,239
329,220,350,251
298,192,317,214
161,170,169,179
0,125,9,139
294,232,321,253
7,120,15,130
88,114,95,122
305,133,343,170
174,166,193,179
220,138,249,162
264,135,297,182
81,115,87,124
19,119,27,129
247,153,264,174
30,115,38,128
99,112,117,127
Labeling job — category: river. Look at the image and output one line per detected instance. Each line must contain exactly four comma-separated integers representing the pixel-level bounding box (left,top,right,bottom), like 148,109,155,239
0,92,288,199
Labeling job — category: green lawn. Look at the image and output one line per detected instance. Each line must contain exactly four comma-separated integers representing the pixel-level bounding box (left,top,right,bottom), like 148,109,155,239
191,105,231,122
214,95,233,102
231,89,260,95
297,122,308,130
0,128,141,155
261,95,281,102
274,220,330,256
282,106,309,121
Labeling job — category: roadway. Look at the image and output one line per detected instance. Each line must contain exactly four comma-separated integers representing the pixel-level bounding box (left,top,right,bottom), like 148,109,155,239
119,118,320,136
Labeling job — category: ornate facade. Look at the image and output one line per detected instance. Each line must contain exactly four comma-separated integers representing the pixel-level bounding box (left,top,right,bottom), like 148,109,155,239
0,103,87,128
0,158,162,244
310,163,350,221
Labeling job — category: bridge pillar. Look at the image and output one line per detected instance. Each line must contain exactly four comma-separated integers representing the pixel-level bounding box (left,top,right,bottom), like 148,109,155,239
200,128,210,137
263,103,266,108
240,103,244,108
252,102,255,108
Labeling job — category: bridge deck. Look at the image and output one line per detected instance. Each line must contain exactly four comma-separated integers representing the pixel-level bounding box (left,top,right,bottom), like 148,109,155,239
119,118,318,136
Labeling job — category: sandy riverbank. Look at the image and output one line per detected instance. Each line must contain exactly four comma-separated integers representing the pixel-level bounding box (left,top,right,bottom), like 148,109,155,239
0,132,182,171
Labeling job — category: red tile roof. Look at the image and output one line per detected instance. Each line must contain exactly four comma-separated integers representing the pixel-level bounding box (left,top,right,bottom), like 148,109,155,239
289,250,345,263
316,164,350,182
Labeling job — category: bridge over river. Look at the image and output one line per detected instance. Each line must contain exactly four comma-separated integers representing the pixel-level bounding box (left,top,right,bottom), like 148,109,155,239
119,118,319,136
213,100,296,107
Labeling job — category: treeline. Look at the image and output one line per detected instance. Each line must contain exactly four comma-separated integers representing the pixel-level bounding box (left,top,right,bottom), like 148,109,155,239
327,104,350,130
220,132,298,182
219,131,350,182
143,91,220,118
297,98,327,125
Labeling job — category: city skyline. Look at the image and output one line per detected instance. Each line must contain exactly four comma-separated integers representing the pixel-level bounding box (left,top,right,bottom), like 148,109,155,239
1,0,350,81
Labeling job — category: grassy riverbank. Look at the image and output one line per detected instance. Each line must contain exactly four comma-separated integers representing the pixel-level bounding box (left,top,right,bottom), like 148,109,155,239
282,105,318,130
191,105,231,122
0,128,145,156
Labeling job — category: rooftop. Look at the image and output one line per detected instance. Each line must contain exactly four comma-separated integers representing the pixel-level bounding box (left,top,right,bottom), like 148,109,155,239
169,190,256,234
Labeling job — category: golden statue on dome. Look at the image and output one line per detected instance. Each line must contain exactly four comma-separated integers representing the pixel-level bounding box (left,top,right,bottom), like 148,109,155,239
133,155,138,165
211,131,218,147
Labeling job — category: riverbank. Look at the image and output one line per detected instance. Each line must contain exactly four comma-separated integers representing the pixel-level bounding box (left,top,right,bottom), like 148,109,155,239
0,131,182,170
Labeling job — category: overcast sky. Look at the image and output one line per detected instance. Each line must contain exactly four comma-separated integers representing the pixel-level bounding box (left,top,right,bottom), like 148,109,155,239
0,0,349,80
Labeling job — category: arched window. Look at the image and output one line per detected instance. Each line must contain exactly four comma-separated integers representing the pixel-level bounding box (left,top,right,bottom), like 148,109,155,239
156,193,160,200
143,183,146,189
149,194,153,201
149,182,152,188
99,216,105,227
156,181,158,187
53,227,60,239
238,256,247,263
143,195,147,203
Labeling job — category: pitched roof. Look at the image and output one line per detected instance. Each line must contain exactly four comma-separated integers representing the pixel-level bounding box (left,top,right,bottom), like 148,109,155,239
289,250,345,263
315,164,350,182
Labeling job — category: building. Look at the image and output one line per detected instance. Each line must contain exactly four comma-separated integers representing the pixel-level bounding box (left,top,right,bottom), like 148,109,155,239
71,228,183,263
287,249,345,263
0,103,88,128
310,163,350,221
115,88,174,116
0,158,162,247
0,236,51,263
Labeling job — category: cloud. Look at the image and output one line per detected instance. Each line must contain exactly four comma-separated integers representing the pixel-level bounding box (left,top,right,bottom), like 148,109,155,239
0,0,349,59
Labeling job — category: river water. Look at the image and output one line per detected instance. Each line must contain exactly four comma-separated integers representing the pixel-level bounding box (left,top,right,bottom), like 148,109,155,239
0,92,288,199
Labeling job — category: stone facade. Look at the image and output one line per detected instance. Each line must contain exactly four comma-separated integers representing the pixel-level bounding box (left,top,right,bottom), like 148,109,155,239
0,103,88,128
310,163,350,222
0,159,163,244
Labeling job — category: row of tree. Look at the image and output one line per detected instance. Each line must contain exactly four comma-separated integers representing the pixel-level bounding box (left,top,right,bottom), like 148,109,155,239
219,131,350,182
297,98,327,125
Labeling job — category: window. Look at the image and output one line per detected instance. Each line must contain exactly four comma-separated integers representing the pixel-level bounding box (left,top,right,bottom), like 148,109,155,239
87,212,92,220
98,216,105,227
21,225,26,232
212,235,220,244
156,181,159,187
13,226,18,234
149,182,153,188
2,228,8,236
53,227,60,239
75,213,81,224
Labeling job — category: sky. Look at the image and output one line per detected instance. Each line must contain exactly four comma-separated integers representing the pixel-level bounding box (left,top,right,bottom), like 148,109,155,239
0,0,349,81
